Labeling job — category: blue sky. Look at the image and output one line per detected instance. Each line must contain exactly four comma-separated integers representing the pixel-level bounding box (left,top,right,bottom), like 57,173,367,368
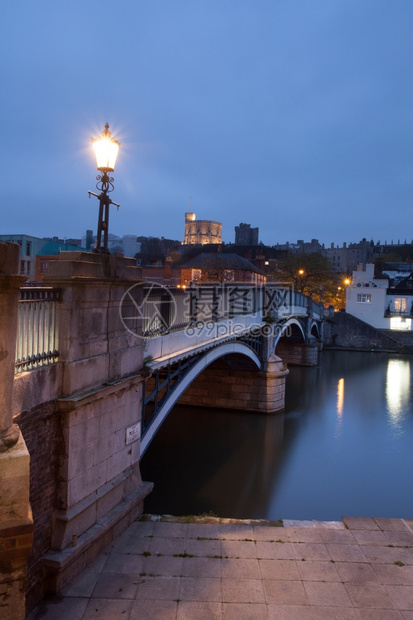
1,0,413,246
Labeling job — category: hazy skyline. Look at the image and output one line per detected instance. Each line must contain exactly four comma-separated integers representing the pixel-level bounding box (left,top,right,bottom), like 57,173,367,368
2,1,413,246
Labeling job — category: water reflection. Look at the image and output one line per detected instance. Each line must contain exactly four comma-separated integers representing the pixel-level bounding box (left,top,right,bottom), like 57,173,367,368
386,359,410,430
335,377,345,437
141,351,413,521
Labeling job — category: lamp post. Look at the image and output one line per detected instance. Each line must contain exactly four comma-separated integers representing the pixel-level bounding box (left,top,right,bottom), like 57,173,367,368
88,123,121,253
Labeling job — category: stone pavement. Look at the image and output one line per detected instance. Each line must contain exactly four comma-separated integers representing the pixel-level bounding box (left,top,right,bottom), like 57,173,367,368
28,515,413,619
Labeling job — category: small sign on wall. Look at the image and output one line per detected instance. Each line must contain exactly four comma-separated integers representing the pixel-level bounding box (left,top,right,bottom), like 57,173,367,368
126,422,141,445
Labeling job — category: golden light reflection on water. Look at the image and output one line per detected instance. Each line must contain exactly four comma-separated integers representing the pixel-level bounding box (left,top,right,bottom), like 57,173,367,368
386,359,410,428
335,377,345,437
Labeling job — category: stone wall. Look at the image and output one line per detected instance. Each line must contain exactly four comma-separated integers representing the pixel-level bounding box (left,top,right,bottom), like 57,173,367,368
15,401,61,611
326,312,406,351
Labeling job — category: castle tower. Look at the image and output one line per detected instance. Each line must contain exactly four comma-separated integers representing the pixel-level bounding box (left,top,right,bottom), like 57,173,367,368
183,212,222,245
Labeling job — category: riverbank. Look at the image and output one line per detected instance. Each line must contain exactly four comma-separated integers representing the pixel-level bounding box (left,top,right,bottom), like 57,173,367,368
326,311,413,353
28,513,413,619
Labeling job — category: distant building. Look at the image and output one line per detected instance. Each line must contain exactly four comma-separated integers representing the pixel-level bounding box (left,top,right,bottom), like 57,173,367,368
180,252,266,285
0,234,86,281
81,232,141,257
183,212,222,245
346,263,413,331
235,223,259,245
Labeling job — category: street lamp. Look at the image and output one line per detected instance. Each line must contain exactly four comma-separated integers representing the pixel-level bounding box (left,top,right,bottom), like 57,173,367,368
88,123,121,253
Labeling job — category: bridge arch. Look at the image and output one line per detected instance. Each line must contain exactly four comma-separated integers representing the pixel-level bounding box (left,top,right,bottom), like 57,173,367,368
310,321,320,339
140,342,261,456
273,318,306,350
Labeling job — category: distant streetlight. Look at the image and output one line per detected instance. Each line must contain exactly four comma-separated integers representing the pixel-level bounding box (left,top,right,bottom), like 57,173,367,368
344,278,351,286
88,123,121,253
298,269,305,276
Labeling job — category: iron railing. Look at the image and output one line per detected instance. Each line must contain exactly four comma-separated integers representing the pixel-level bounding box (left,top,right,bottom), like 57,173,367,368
141,284,266,338
15,287,61,373
141,283,319,338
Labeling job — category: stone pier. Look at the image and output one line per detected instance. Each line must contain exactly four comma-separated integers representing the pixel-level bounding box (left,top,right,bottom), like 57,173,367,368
0,242,33,620
276,341,319,366
10,252,153,611
178,353,289,413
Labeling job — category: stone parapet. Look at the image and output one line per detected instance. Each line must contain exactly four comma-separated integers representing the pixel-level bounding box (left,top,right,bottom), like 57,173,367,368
45,251,142,282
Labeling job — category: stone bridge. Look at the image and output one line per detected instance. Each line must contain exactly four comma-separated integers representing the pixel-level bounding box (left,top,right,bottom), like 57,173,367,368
0,248,324,618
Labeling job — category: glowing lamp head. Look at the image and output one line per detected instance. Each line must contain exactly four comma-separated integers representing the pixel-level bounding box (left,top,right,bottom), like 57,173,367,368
298,269,305,276
92,123,120,172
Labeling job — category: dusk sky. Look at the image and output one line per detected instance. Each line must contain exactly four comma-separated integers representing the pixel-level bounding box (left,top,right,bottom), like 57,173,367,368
2,1,413,247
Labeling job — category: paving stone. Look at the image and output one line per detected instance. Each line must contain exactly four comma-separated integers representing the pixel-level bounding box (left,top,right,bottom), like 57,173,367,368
259,559,300,581
153,521,188,538
101,553,145,575
268,604,315,619
335,561,380,584
256,541,296,560
352,529,389,546
219,524,255,540
135,575,180,600
25,515,413,620
357,610,403,619
263,580,308,605
91,572,141,599
327,543,368,562
345,582,395,608
177,601,222,619
342,517,380,530
252,526,290,542
375,519,410,532
221,558,261,579
222,578,265,603
297,559,341,582
292,542,331,561
373,564,413,585
83,598,134,619
362,545,412,565
384,531,413,546
304,581,353,607
130,599,178,619
61,570,101,597
284,528,323,543
27,596,89,620
87,552,110,573
308,606,359,619
223,602,269,619
180,556,222,578
148,535,186,556
186,523,222,539
386,585,413,610
184,537,221,557
110,532,151,554
221,539,258,558
143,554,183,577
317,529,356,545
179,577,222,602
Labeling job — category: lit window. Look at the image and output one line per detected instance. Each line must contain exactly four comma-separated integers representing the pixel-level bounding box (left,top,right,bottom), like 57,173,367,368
390,317,411,331
357,294,371,303
192,269,201,281
394,297,407,312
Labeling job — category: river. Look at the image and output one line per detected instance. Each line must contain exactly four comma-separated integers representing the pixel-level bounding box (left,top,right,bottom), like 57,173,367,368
140,350,413,521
